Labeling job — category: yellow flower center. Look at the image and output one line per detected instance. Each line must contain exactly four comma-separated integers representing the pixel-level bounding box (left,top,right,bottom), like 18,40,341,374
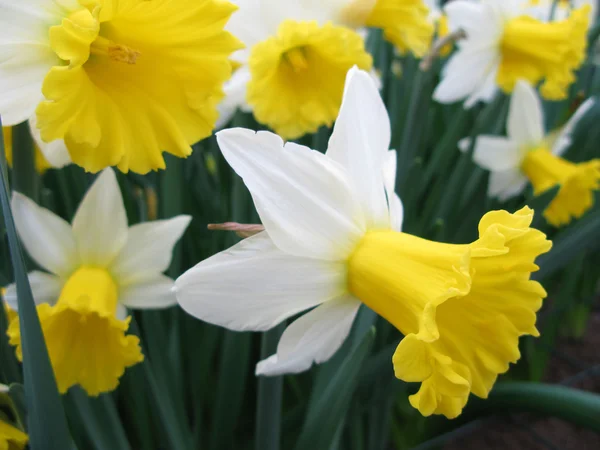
90,36,141,65
247,20,372,139
347,208,551,418
521,147,600,226
497,6,590,100
7,267,143,396
0,420,28,450
340,0,433,57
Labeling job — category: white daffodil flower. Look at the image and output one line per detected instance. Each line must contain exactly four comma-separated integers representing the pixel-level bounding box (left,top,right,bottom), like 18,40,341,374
4,168,191,395
175,67,551,421
177,67,402,376
434,0,590,107
466,80,599,226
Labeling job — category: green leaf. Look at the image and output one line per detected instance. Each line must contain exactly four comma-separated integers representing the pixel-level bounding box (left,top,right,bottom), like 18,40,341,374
0,116,74,450
10,122,38,201
255,324,285,450
534,207,600,280
209,331,252,450
294,327,376,450
68,388,131,450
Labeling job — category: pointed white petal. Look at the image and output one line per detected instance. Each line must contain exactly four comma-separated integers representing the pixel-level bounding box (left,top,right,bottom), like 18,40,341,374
434,47,499,105
508,81,545,147
488,169,529,201
0,2,61,125
119,274,176,310
111,215,191,285
3,271,63,311
28,115,71,167
72,168,128,267
472,136,522,171
552,97,596,156
11,192,78,277
327,67,390,228
175,232,347,332
383,151,403,231
216,129,364,261
115,304,128,321
256,295,362,376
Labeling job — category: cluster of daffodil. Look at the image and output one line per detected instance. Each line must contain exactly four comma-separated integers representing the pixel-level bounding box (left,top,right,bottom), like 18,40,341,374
0,0,599,430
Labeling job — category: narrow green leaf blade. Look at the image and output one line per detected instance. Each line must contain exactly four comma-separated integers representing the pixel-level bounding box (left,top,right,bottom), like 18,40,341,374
0,116,73,449
294,327,376,450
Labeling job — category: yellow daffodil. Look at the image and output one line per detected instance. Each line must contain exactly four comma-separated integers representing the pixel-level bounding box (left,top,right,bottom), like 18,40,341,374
337,0,434,56
434,0,590,107
175,68,551,418
2,123,70,174
224,0,373,138
465,80,599,227
0,420,27,450
528,0,597,22
4,169,191,395
0,0,241,174
0,385,27,450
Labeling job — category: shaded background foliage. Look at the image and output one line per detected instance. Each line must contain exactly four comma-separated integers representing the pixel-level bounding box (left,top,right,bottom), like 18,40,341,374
1,25,600,450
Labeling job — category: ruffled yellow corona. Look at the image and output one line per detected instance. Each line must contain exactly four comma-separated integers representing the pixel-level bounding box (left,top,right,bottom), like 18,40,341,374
522,148,600,226
247,20,372,139
2,127,52,175
498,6,589,99
348,207,551,418
0,420,28,450
341,0,433,57
8,267,143,396
36,0,241,174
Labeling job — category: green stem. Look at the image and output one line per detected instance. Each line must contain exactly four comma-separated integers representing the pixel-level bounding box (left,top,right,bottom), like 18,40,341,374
473,382,600,432
255,324,286,450
11,122,37,201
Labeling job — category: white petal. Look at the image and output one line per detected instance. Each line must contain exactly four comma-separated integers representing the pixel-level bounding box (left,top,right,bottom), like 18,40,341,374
3,271,63,311
508,81,545,147
472,136,522,171
119,274,176,310
552,97,596,156
11,192,78,277
464,63,499,109
28,115,71,168
327,67,390,229
256,294,362,376
175,232,347,332
488,169,529,201
216,128,364,261
383,150,403,231
434,46,499,105
111,215,191,285
216,67,251,129
72,168,128,267
0,2,62,125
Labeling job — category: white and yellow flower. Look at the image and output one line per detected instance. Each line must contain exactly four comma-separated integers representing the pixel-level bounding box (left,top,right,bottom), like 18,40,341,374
175,67,551,418
466,80,599,227
434,0,590,107
4,169,191,395
0,0,241,174
218,0,432,136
